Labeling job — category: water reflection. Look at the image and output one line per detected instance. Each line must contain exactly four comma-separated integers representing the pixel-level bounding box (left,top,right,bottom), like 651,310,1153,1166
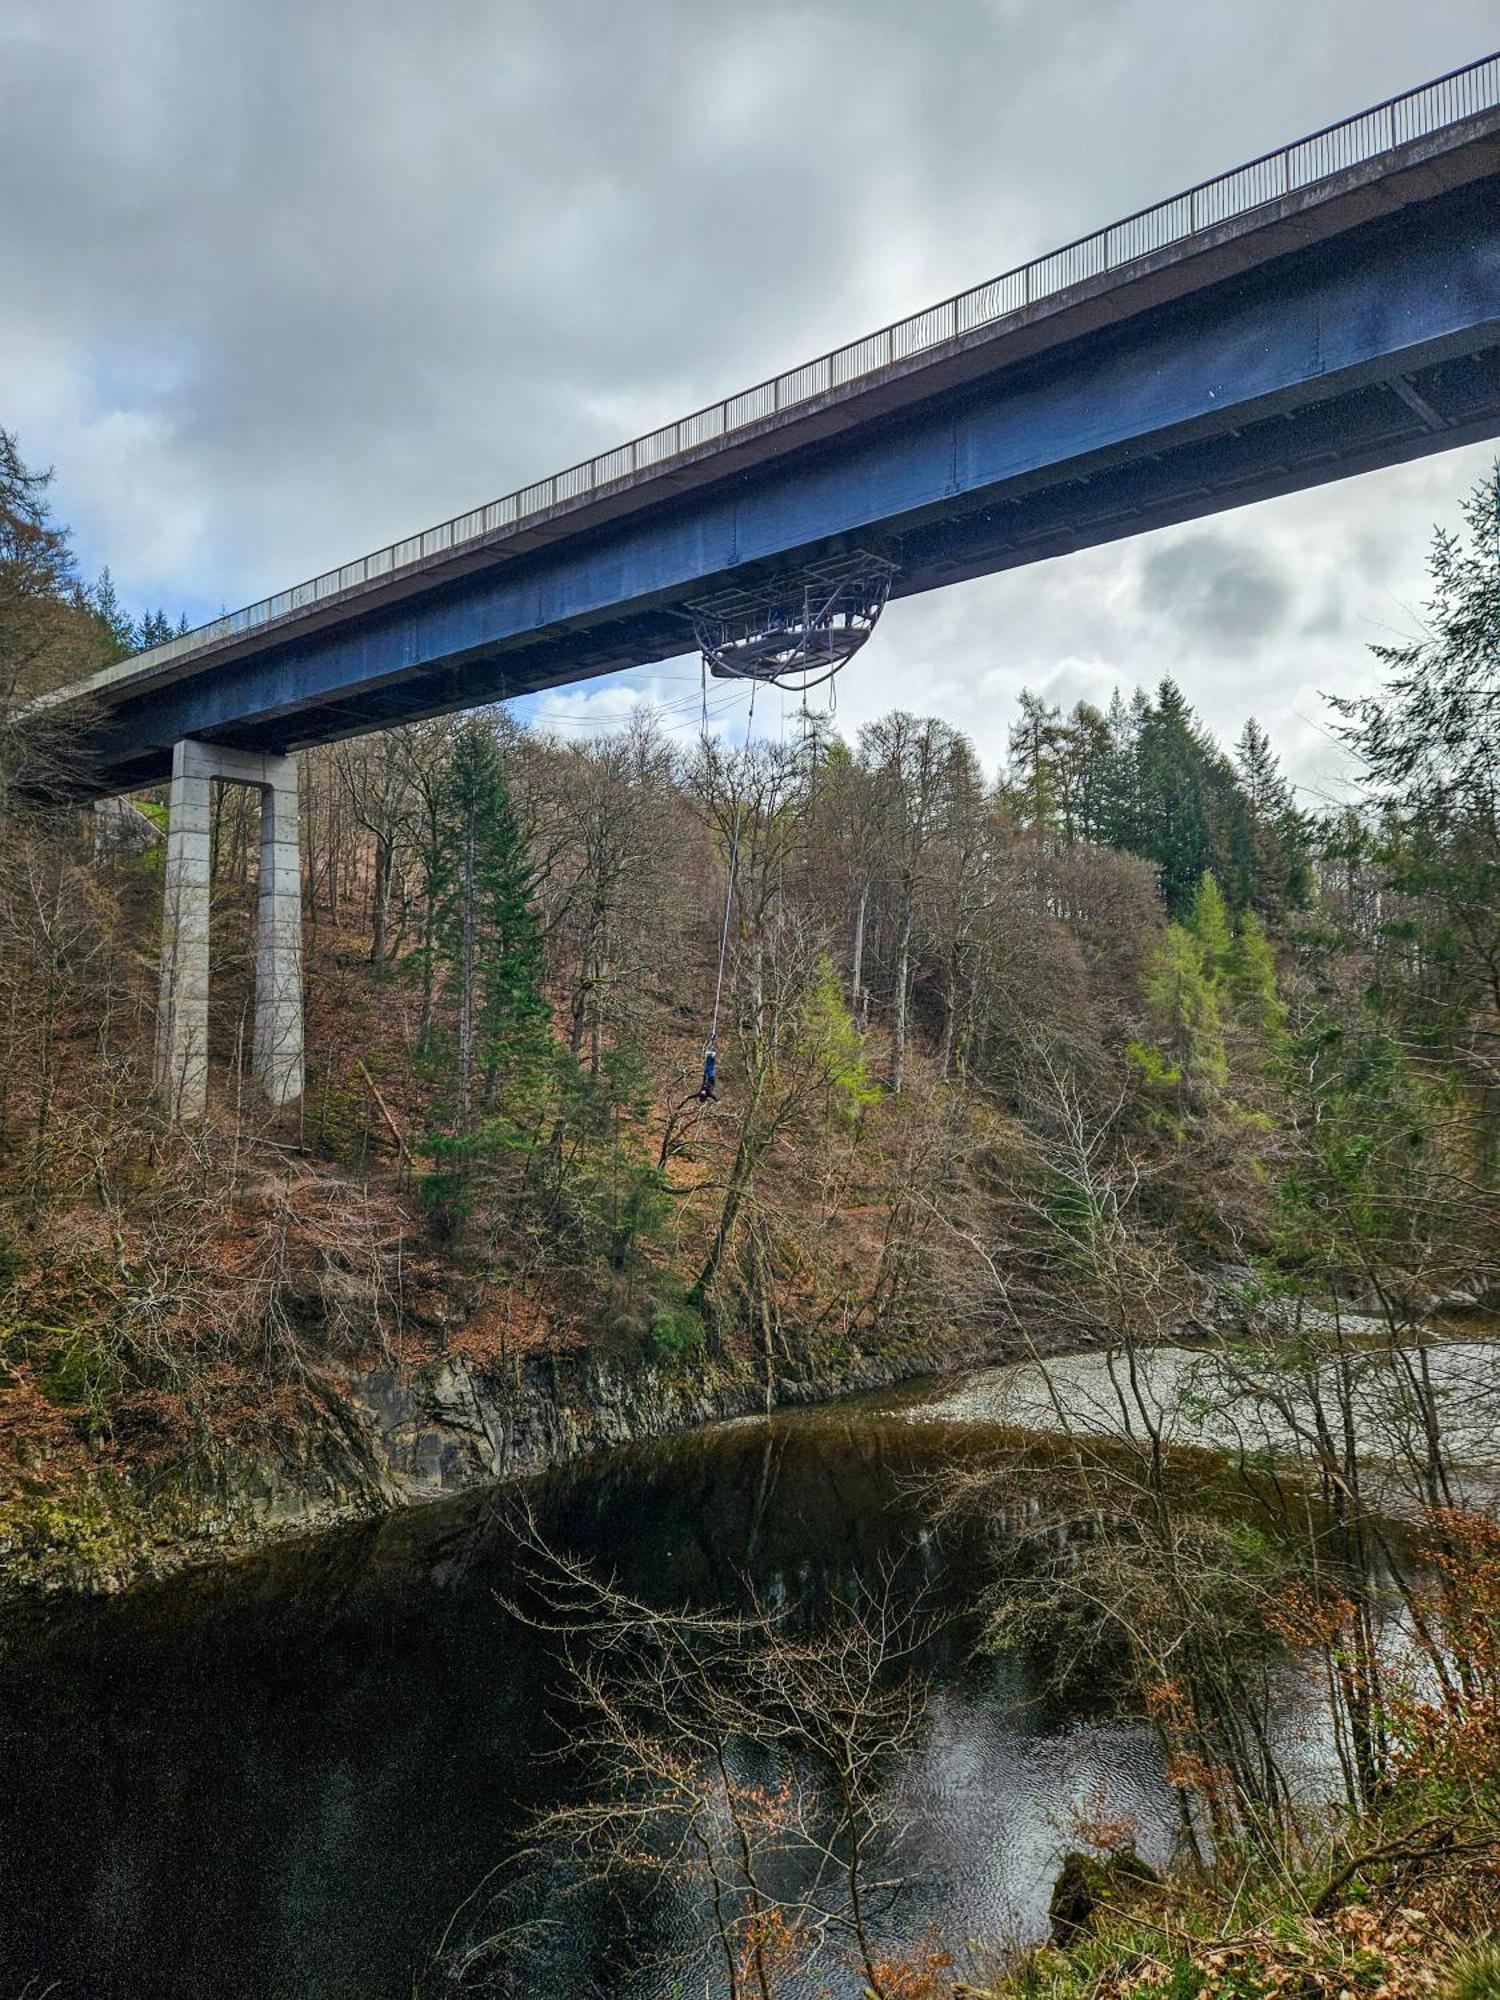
1,1404,1186,1999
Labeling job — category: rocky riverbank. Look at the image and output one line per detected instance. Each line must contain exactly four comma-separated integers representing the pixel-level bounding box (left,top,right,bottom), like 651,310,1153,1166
9,1267,1487,1603
0,1318,1002,1602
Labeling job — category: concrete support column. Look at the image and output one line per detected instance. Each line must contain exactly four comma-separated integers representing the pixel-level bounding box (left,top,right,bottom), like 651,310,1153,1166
253,754,304,1107
154,738,304,1120
155,740,214,1121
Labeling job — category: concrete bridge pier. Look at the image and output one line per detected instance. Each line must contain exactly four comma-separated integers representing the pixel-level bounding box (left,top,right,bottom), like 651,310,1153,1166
155,738,304,1121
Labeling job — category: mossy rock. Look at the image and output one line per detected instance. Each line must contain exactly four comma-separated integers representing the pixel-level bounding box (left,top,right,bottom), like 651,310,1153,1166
1048,1847,1161,1943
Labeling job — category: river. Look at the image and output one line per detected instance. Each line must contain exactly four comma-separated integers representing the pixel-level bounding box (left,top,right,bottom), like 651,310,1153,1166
3,1336,1446,2000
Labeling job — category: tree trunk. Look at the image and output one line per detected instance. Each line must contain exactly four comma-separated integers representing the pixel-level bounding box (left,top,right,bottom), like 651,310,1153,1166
457,804,476,1126
890,879,913,1095
850,879,868,1015
693,1070,769,1304
418,892,437,1048
937,957,957,1078
590,917,607,1076
370,830,393,964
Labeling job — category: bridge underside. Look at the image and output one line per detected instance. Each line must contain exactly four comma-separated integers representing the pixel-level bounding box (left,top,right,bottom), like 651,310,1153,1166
69,174,1500,798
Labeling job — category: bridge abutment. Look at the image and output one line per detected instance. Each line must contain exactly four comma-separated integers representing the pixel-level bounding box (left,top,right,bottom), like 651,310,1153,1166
155,738,303,1121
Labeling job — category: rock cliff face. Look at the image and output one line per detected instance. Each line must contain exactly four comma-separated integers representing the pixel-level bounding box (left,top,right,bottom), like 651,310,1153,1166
357,1340,955,1493
140,1333,963,1584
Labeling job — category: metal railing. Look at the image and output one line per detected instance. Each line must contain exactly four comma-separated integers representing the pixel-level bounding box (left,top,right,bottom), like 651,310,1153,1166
118,50,1500,683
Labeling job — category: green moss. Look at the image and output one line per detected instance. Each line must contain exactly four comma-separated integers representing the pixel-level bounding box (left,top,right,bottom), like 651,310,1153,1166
37,1330,122,1415
0,1483,138,1593
0,1470,211,1600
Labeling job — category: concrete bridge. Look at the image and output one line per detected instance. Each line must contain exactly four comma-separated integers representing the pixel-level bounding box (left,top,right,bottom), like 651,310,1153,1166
39,53,1500,1117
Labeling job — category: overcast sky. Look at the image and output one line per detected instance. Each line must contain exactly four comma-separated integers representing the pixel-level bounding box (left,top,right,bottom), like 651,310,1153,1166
4,0,1496,799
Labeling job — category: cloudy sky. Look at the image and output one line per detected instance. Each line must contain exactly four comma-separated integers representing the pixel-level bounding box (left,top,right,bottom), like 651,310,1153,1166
3,0,1496,799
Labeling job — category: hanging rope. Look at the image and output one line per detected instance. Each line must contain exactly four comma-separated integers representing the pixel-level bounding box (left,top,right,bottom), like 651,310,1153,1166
705,672,758,1063
658,672,759,1169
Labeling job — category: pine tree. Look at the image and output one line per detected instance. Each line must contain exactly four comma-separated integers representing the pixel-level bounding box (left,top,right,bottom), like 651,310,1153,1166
428,721,550,1127
1095,687,1141,850
135,608,178,650
1332,466,1500,1036
1235,718,1286,820
1234,716,1309,916
1132,680,1218,917
1056,701,1113,846
1115,681,1267,916
89,568,135,662
1204,747,1257,911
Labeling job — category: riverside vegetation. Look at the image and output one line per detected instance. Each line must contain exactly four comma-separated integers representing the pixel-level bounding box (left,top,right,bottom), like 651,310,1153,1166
2,425,1499,1997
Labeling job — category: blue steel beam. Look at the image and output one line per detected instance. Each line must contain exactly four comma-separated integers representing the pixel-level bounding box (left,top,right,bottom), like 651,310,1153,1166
63,170,1500,795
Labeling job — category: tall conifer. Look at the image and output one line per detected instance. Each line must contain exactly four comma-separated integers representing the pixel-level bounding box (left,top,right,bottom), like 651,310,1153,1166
429,721,550,1126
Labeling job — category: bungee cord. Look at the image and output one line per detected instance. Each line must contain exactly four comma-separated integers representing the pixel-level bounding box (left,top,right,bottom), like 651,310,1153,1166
658,548,897,1167
705,670,758,1065
657,668,759,1169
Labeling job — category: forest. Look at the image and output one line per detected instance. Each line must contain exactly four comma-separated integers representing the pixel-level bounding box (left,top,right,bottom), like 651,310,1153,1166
3,425,1500,1998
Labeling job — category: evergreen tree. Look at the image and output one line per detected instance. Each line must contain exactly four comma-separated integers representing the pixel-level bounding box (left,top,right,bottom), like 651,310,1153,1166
1332,466,1500,1036
1228,909,1285,1039
1106,686,1134,752
1056,701,1114,846
1205,747,1257,911
135,608,178,650
1132,680,1219,916
427,721,550,1127
1112,681,1265,915
1235,717,1286,819
1273,1011,1446,1285
1235,716,1310,915
1096,687,1141,850
89,567,135,662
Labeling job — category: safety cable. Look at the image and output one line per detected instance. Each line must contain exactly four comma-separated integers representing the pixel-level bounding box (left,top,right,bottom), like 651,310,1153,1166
656,668,760,1170
705,671,758,1056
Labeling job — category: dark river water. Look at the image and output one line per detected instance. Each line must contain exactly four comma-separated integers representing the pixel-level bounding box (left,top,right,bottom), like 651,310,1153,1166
0,1389,1187,1999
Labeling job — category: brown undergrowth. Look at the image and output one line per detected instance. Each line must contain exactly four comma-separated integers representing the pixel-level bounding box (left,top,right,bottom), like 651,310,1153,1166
976,1511,1500,2000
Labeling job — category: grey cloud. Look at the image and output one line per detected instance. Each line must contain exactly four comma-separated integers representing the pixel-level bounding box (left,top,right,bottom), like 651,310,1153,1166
1138,534,1292,656
0,0,1495,780
1299,596,1350,641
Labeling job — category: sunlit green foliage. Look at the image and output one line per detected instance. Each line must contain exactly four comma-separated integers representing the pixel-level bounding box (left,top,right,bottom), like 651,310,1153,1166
800,951,880,1119
1139,922,1227,1108
1188,871,1234,986
1228,909,1284,1040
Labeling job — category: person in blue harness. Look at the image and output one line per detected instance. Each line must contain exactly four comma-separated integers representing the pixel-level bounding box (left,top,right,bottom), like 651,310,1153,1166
658,1046,720,1168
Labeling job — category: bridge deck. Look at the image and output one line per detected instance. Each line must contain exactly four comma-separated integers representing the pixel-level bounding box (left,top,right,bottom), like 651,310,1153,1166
35,54,1500,795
